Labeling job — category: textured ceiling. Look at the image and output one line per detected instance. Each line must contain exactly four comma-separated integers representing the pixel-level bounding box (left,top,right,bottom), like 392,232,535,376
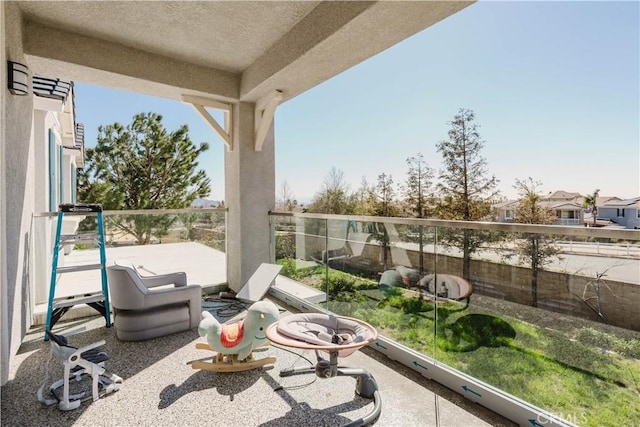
18,1,321,72
16,1,473,103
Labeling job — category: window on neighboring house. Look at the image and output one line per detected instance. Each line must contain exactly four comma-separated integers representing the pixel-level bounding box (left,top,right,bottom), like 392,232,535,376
617,208,625,217
48,129,57,211
505,209,513,220
561,210,576,219
71,164,77,203
636,209,640,219
59,146,64,204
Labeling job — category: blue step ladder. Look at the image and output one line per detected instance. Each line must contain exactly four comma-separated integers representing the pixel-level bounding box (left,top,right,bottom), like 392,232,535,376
45,203,112,339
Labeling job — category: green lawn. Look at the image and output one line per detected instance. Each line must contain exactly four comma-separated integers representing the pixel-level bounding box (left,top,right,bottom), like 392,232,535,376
283,263,640,427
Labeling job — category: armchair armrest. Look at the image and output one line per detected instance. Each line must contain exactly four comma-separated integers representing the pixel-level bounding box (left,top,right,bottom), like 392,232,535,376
144,284,201,309
140,271,187,288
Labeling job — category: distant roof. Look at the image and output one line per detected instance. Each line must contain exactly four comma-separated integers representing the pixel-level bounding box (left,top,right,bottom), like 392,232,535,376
545,190,582,200
576,196,621,207
539,200,582,209
602,197,640,207
495,200,581,210
596,196,620,206
494,200,518,208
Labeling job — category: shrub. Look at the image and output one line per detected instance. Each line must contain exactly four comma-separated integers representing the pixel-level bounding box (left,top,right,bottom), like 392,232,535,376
278,258,299,279
275,233,296,259
322,272,366,302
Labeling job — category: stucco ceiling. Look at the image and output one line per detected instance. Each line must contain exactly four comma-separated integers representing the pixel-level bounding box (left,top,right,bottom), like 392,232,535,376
18,1,322,73
16,1,473,104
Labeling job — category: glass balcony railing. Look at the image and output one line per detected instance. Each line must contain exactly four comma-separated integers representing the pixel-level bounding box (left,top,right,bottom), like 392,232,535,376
269,211,640,427
32,207,227,306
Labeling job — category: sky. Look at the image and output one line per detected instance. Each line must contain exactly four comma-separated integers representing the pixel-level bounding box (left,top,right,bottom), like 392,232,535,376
75,1,640,204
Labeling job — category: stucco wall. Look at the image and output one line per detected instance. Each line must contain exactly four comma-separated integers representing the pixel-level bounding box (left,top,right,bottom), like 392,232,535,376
224,103,276,292
404,249,640,331
598,206,640,229
1,2,37,385
1,0,7,387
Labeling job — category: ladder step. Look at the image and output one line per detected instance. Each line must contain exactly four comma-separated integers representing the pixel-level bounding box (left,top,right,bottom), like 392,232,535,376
59,234,100,244
53,293,104,309
59,203,103,213
57,263,104,274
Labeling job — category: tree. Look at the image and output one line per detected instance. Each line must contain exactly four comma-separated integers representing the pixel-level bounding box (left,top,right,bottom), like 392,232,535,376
512,177,561,307
277,180,297,212
566,264,623,324
371,173,399,270
402,152,434,275
436,108,498,281
351,176,376,216
79,112,211,244
372,173,398,217
307,167,352,214
582,189,600,227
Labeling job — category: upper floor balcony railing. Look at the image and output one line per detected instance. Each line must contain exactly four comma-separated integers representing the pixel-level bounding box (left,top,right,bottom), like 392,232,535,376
555,218,582,226
31,207,228,307
269,211,640,427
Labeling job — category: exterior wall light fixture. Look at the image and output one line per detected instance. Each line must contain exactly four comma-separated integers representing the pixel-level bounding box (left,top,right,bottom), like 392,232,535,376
8,61,29,96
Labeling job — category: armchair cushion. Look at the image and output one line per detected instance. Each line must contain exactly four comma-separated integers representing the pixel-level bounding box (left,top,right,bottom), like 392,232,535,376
114,304,190,342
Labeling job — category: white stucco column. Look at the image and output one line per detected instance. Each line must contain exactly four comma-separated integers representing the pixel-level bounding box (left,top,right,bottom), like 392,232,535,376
224,102,275,292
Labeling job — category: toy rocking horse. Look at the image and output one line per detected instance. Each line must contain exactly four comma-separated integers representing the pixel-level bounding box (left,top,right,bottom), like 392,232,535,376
192,300,280,372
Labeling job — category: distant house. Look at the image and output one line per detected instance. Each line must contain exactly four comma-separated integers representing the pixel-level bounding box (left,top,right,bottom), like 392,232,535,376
545,191,619,211
494,200,518,223
494,199,584,226
582,196,621,226
597,197,640,229
495,190,636,227
543,201,584,225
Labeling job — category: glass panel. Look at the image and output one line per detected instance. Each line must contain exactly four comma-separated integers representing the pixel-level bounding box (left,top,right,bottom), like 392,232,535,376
439,228,640,427
271,215,325,300
268,212,640,426
32,209,227,306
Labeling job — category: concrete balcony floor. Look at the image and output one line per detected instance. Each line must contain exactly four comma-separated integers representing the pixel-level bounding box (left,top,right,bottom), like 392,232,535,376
3,302,515,427
15,216,638,426
12,241,515,426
